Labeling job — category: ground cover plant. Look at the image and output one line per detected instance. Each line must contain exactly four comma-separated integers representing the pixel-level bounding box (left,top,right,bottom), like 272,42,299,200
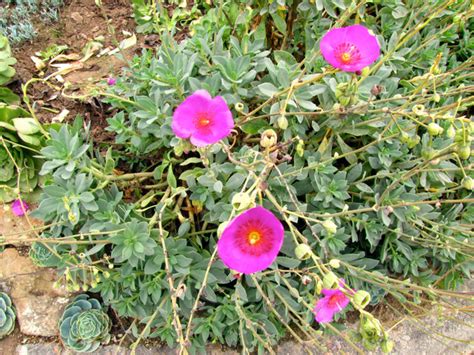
1,0,473,353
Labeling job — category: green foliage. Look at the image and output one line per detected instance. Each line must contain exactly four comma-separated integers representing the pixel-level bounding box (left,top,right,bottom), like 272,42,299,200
59,294,111,353
0,292,16,339
131,0,204,34
0,103,45,202
0,35,16,86
0,0,64,44
33,0,473,352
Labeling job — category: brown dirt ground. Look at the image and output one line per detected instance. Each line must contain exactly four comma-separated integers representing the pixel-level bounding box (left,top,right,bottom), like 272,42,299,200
10,0,141,143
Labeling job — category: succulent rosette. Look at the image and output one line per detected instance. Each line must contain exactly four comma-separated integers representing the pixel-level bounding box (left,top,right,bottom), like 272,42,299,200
59,294,111,353
0,292,16,339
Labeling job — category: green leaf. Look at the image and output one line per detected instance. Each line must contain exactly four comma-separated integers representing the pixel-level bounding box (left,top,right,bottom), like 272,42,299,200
12,117,41,135
257,83,279,97
240,119,270,134
271,13,287,34
167,165,177,189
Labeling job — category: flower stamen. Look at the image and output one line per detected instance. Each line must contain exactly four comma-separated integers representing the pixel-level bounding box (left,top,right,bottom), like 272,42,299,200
341,52,351,63
248,231,261,245
197,116,211,127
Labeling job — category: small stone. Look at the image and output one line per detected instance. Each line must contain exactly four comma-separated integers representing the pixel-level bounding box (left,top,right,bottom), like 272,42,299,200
70,12,83,23
0,249,74,336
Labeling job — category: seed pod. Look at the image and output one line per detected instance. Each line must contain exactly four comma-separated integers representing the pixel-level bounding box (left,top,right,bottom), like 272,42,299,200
446,125,456,138
329,259,341,268
295,244,312,260
427,122,443,136
260,129,278,148
277,115,288,130
462,176,474,190
352,290,371,309
322,272,339,289
321,219,337,234
457,144,471,160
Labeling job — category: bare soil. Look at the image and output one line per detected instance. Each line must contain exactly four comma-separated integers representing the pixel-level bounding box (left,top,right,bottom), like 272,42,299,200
9,0,139,143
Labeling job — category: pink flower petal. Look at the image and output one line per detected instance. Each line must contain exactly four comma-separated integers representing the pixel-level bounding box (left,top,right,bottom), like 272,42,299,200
217,206,284,274
314,286,351,323
320,24,380,72
314,298,336,323
11,199,29,217
172,90,234,147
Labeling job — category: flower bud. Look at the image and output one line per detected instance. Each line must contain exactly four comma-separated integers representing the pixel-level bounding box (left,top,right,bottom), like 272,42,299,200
82,284,89,292
407,135,420,148
370,84,383,96
457,144,471,160
217,221,229,237
352,290,371,309
103,271,110,279
302,275,312,285
360,66,370,77
316,280,323,294
296,139,304,157
260,129,278,148
231,192,253,211
277,115,288,130
381,339,395,353
462,176,474,190
400,131,410,143
108,263,114,269
433,93,440,102
339,95,351,106
321,219,337,235
446,125,456,138
73,284,81,292
295,244,312,260
329,259,341,268
322,272,339,289
427,122,443,136
421,147,436,160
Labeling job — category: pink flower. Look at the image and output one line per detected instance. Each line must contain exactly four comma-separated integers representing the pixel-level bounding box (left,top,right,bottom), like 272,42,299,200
172,90,234,147
313,288,350,323
217,206,284,274
107,77,117,86
320,25,380,72
11,199,29,217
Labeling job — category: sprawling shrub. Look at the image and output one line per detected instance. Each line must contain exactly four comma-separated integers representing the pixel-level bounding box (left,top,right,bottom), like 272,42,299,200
31,0,473,352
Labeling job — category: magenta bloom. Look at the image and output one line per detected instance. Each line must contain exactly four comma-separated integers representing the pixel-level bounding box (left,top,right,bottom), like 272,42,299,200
11,199,29,217
217,206,284,274
313,288,350,323
320,25,380,72
107,77,117,86
172,90,234,147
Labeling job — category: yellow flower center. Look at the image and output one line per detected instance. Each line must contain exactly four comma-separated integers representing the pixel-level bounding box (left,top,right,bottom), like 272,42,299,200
341,52,351,63
198,117,210,127
248,231,261,245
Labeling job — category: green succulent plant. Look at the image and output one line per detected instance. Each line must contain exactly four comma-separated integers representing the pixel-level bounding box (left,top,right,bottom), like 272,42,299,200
59,294,111,353
0,36,16,86
29,240,60,267
0,103,45,202
0,292,16,339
